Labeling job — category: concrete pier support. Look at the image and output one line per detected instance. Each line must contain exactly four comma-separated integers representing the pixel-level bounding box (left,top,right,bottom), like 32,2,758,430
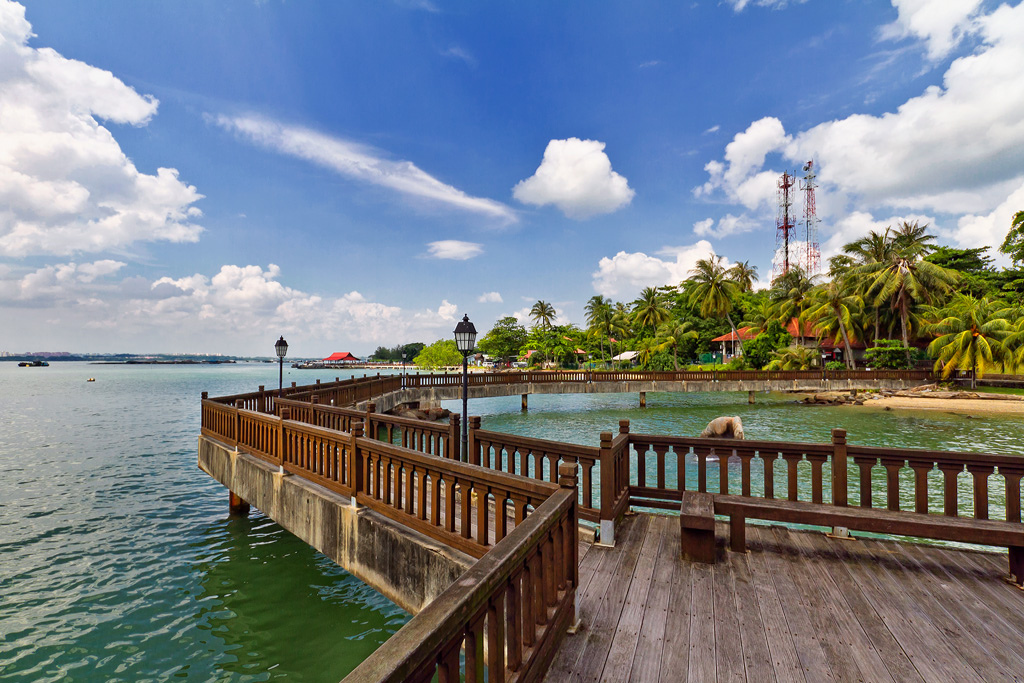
748,390,756,404
229,490,250,516
522,393,528,411
639,391,646,408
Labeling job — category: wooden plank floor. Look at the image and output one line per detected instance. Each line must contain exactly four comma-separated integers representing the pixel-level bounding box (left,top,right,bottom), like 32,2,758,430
545,513,1024,683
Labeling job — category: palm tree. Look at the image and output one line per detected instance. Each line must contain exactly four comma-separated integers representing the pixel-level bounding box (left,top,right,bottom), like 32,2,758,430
843,228,895,343
742,297,778,333
530,300,556,329
632,286,670,334
855,222,958,365
654,320,698,370
765,345,817,370
770,266,816,328
689,255,743,357
802,281,862,369
585,295,613,363
728,261,759,293
926,294,1012,388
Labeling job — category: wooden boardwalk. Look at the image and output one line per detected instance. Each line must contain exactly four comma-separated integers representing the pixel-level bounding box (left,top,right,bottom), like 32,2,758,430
546,513,1024,683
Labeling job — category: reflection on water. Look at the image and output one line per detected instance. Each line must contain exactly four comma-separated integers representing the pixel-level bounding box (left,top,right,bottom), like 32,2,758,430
4,364,1024,680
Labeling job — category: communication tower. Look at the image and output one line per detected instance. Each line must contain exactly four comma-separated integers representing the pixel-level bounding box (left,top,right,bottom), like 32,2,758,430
801,160,821,277
772,171,796,281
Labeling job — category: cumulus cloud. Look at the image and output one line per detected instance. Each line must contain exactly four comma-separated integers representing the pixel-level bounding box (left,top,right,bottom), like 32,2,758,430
591,241,726,298
954,180,1024,265
880,0,982,60
425,240,483,260
215,114,516,224
0,1,203,257
696,2,1024,254
0,259,125,303
478,291,503,303
694,213,759,239
512,138,635,219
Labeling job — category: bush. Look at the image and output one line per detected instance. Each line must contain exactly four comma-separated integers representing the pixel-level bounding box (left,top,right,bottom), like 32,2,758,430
864,339,917,370
825,360,846,371
742,320,792,370
725,357,750,370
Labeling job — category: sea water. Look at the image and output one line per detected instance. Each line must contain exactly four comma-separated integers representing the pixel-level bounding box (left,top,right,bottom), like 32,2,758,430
4,362,1024,681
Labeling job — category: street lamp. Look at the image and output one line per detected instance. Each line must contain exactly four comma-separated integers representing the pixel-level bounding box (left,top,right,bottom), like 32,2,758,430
275,336,289,397
821,351,828,380
402,351,407,389
453,314,477,462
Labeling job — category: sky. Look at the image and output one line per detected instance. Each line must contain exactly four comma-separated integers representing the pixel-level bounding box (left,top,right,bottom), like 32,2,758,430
1,0,1023,356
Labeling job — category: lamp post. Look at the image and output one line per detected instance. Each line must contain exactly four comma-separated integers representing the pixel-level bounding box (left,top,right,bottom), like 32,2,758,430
402,351,407,389
275,336,289,397
821,352,828,380
453,314,477,462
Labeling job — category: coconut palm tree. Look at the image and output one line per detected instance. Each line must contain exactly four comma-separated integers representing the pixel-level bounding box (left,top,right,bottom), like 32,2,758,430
802,281,863,369
689,255,743,357
855,222,958,365
765,345,817,370
926,294,1012,388
728,260,759,293
742,297,778,333
632,286,670,334
770,266,816,326
585,295,613,363
654,320,698,370
530,300,556,329
843,228,894,343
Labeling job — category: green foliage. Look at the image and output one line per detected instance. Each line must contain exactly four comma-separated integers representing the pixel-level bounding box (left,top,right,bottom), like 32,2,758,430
369,342,425,361
998,210,1024,265
742,319,791,369
864,339,916,369
765,345,817,371
478,316,527,362
724,357,749,370
825,360,846,371
413,339,463,369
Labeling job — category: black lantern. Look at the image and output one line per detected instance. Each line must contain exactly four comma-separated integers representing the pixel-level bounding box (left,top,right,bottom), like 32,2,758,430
453,315,477,462
275,336,288,397
454,315,477,355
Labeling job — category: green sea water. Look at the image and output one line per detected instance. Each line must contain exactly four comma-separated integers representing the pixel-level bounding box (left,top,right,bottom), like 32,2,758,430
4,363,1024,681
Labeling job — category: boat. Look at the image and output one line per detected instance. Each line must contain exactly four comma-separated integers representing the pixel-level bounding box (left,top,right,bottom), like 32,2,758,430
18,360,49,367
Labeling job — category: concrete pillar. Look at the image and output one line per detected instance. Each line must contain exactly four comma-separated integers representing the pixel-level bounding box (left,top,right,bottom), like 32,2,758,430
521,393,528,411
639,391,646,408
229,490,250,516
748,390,756,404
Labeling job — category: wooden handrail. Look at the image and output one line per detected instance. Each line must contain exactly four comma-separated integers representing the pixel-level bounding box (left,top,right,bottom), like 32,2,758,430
343,485,578,683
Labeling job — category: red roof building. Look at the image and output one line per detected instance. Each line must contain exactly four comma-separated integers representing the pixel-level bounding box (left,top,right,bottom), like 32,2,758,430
323,351,360,362
711,327,758,343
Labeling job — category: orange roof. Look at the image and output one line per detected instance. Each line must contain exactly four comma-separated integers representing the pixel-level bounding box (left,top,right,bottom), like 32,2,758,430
785,318,817,338
711,327,757,343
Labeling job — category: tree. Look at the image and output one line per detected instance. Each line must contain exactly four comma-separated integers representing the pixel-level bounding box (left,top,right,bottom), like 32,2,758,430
728,261,759,293
631,286,670,334
998,209,1024,264
926,295,1012,388
477,317,527,363
530,300,556,329
765,345,817,370
742,320,791,370
802,280,862,369
585,295,614,364
689,255,743,357
413,339,463,369
770,266,816,325
855,221,958,364
864,340,916,370
654,320,698,370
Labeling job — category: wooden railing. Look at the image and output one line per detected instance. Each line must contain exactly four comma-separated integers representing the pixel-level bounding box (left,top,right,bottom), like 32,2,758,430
343,477,579,683
468,420,601,522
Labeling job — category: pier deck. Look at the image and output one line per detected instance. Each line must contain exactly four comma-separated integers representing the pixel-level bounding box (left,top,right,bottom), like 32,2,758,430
549,513,1024,683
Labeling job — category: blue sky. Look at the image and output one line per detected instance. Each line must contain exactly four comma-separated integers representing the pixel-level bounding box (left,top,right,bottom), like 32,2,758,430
2,0,1023,356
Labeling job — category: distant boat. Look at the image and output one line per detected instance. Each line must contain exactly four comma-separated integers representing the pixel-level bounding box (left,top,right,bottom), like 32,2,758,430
18,360,49,367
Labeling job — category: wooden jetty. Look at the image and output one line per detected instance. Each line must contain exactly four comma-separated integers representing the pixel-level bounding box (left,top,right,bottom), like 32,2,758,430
198,373,1024,683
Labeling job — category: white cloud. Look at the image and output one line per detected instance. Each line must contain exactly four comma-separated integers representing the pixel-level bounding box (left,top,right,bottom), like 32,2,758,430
0,1,203,257
478,291,503,303
425,240,483,260
441,45,476,67
0,259,125,302
512,138,635,219
694,213,759,239
591,241,726,298
695,117,790,210
880,0,982,60
638,60,661,69
215,114,516,224
954,180,1024,265
725,0,808,12
703,125,720,135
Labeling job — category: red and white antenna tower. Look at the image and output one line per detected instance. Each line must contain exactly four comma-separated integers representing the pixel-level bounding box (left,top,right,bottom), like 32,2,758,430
772,171,796,281
801,160,820,278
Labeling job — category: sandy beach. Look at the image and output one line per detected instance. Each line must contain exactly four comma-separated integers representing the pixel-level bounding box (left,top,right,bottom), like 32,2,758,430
795,389,1024,415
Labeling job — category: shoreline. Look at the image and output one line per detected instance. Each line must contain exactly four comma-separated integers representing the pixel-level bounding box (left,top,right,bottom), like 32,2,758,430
795,389,1024,416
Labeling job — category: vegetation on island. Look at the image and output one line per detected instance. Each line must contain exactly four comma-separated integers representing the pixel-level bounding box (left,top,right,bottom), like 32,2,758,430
405,214,1024,385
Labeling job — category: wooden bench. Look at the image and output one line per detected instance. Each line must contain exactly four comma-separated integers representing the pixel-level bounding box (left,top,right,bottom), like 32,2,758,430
679,491,715,564
711,494,1024,586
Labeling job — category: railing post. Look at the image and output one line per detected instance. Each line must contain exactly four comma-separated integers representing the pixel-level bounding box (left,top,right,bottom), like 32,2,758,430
257,385,265,413
277,408,290,474
233,400,242,450
599,431,616,546
831,428,848,507
351,420,364,508
468,416,481,466
449,413,460,461
366,402,376,441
